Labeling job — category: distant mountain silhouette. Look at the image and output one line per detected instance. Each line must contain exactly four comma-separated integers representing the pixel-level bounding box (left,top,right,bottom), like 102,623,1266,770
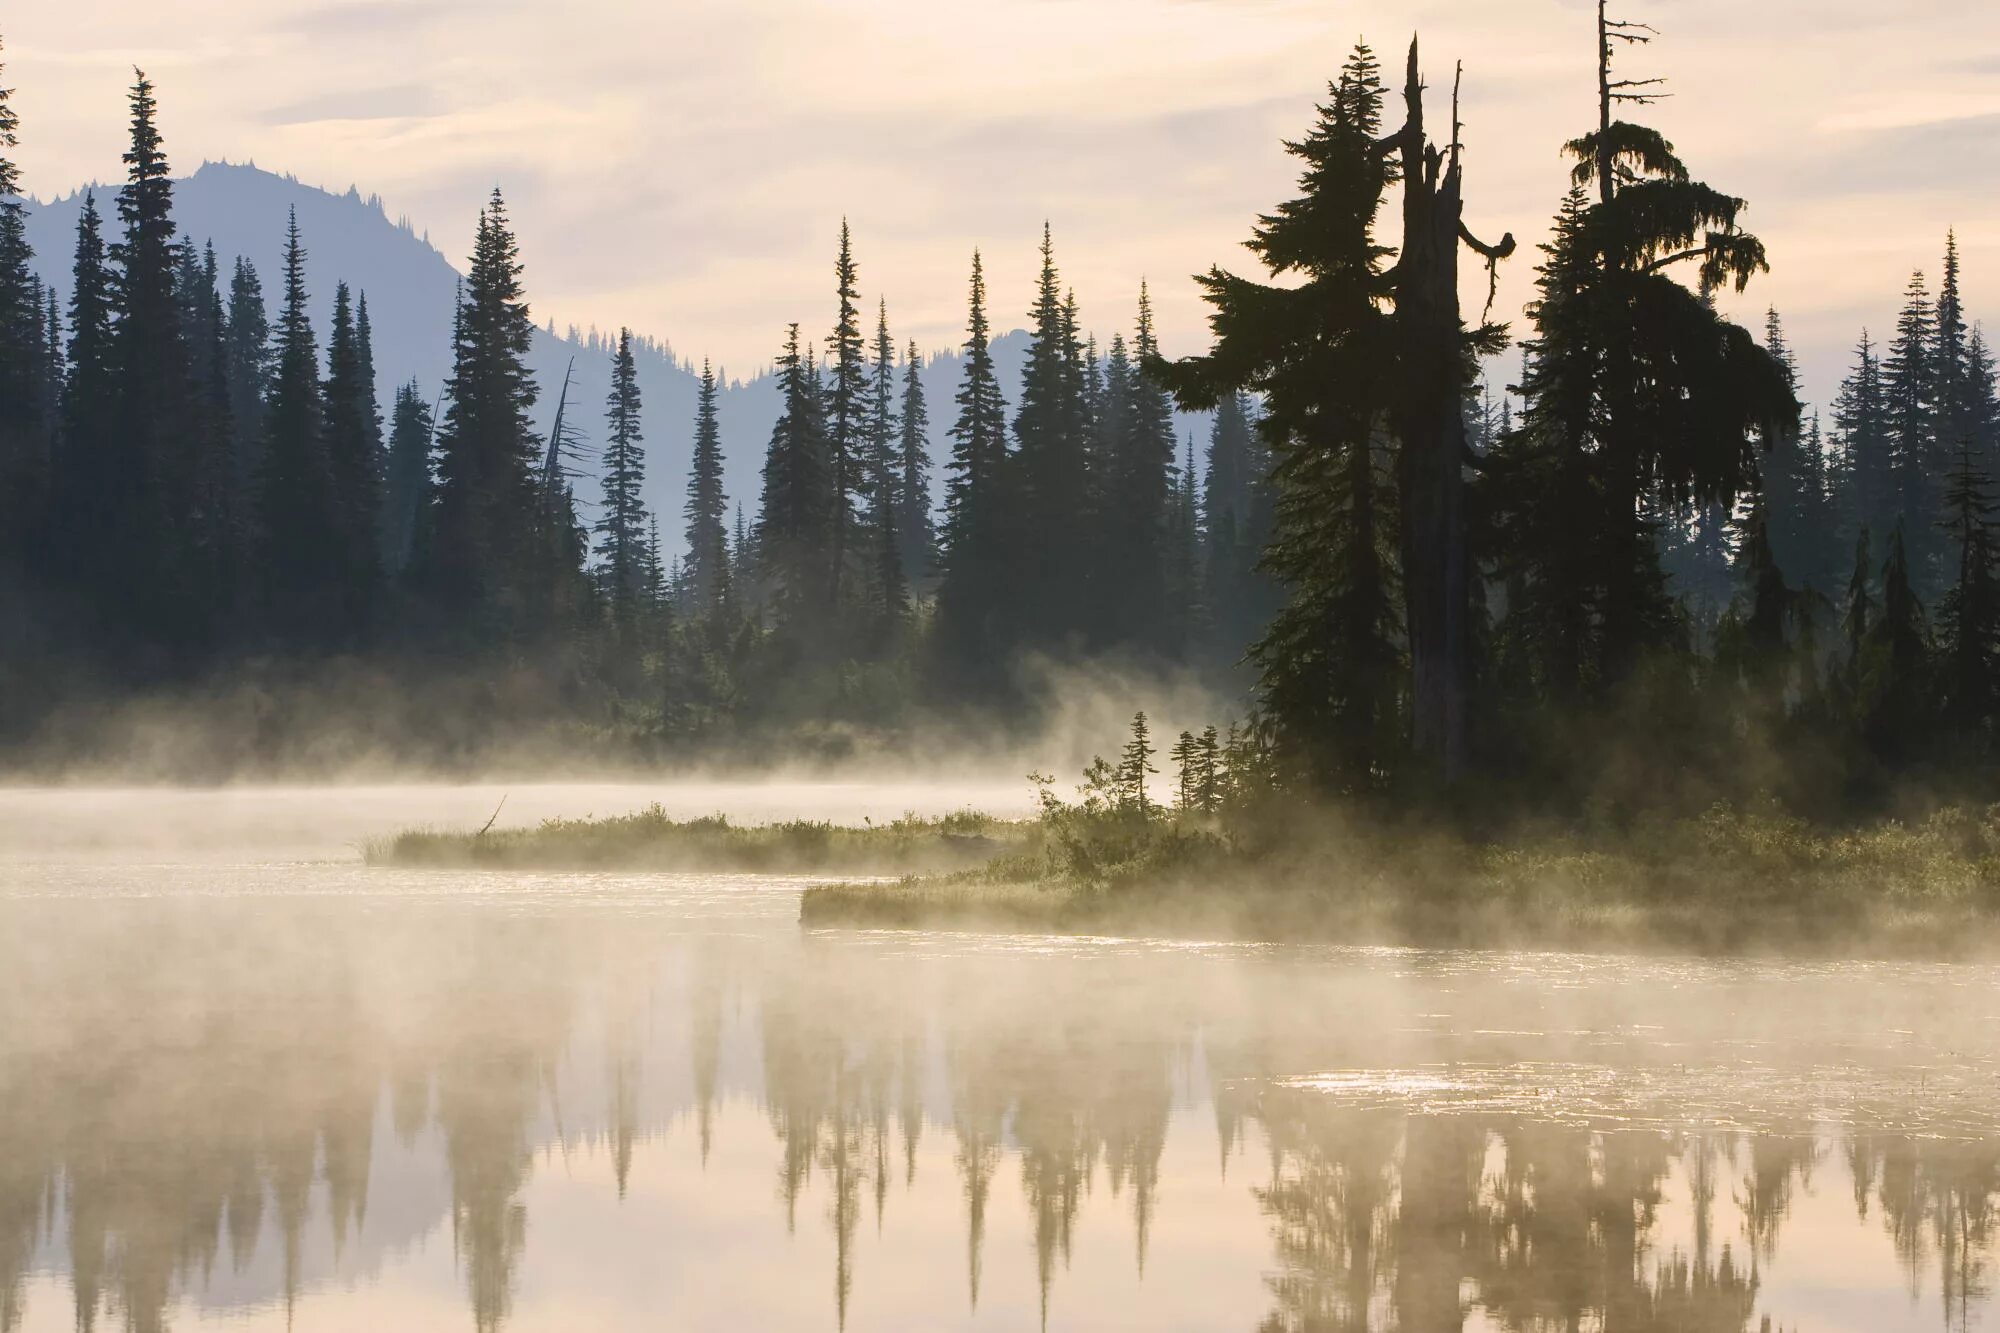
24,162,1206,555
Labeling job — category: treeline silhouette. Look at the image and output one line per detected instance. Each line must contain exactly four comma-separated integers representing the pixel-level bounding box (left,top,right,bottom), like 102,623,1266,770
0,44,1270,766
7,896,1997,1332
4,7,1999,811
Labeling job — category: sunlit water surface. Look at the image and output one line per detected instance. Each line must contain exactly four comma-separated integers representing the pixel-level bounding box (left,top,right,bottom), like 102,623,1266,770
4,784,2000,1332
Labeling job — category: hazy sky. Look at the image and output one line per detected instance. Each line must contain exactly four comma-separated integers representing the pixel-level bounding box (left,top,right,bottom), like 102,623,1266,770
6,0,1998,401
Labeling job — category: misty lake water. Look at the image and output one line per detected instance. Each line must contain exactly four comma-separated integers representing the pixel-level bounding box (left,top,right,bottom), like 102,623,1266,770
5,786,2000,1332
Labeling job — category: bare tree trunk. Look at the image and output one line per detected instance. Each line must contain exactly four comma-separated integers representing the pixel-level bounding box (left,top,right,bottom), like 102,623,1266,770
1392,40,1512,789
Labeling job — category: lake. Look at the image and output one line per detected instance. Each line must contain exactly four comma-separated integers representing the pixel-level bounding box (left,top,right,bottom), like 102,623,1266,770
3,784,1997,1332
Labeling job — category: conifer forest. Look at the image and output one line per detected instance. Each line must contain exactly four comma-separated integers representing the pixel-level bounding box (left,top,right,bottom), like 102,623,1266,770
0,8,1996,826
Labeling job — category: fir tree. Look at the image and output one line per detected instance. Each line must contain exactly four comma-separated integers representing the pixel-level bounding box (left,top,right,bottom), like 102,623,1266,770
322,280,382,637
1116,711,1158,814
1841,527,1873,703
0,35,47,573
224,257,271,508
682,358,729,609
1862,522,1929,761
1938,441,2000,737
1884,270,1940,596
756,323,835,633
824,221,867,602
896,339,935,584
1158,45,1404,790
1835,331,1893,552
423,189,543,645
56,194,114,584
1010,225,1092,645
863,299,905,628
1170,730,1201,809
935,250,1010,679
107,70,201,651
596,327,648,635
380,380,434,575
256,208,337,645
1106,283,1178,652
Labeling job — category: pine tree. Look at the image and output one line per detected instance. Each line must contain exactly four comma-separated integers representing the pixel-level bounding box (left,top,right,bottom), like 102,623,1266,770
1934,234,1976,478
863,299,905,629
424,189,543,645
596,327,648,636
1165,435,1203,649
824,221,867,603
934,250,1010,679
380,380,434,575
756,324,835,633
56,194,114,584
107,70,202,653
1726,480,1790,691
1195,725,1223,813
257,209,337,645
1835,331,1893,554
1862,522,1929,761
1938,440,2000,738
1883,270,1939,596
322,280,382,637
1157,45,1404,790
1010,225,1092,645
1116,711,1158,814
683,358,729,609
224,257,271,511
1105,282,1178,652
1170,730,1201,809
0,34,47,574
1761,310,1812,584
896,339,935,583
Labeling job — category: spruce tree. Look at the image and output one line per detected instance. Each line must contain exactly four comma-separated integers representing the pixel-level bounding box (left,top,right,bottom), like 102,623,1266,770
257,209,337,646
424,190,542,645
1863,522,1929,761
1835,331,1893,553
56,195,114,583
1170,730,1201,809
1010,225,1092,645
756,324,835,634
596,327,648,635
1200,390,1275,657
1108,283,1178,652
0,35,46,574
1934,234,1975,478
1938,441,2000,738
896,339,935,584
863,299,905,628
1841,528,1873,704
1116,711,1158,814
224,257,271,508
380,380,434,575
1157,46,1404,789
934,250,1010,679
683,358,729,609
1883,270,1940,597
107,70,201,652
322,280,382,637
824,221,867,603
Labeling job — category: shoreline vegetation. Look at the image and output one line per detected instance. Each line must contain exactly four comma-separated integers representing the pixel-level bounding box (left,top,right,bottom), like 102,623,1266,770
372,733,2000,958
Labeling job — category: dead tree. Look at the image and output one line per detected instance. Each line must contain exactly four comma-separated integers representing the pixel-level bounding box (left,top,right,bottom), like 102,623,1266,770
1388,38,1514,787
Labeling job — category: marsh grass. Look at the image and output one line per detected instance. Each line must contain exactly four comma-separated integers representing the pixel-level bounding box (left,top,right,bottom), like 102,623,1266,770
801,801,2000,957
369,804,1028,874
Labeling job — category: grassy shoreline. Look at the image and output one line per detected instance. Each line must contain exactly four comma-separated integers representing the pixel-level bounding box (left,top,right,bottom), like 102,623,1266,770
367,804,1029,875
370,798,2000,957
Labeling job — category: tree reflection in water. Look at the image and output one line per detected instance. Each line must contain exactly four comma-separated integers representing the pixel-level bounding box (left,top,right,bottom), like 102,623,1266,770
0,898,1995,1332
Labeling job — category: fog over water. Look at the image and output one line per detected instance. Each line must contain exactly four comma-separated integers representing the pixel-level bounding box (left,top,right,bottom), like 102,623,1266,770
5,785,2000,1332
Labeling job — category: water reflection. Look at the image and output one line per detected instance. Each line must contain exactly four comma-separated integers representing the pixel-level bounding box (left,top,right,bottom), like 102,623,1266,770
4,886,2000,1331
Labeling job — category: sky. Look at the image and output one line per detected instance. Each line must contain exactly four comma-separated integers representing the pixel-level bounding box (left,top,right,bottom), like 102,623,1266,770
5,0,1999,404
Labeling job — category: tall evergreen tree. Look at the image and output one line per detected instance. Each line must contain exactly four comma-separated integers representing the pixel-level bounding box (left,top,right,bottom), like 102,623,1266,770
107,70,201,653
56,195,114,584
256,208,338,646
824,221,867,603
1861,522,1929,761
1835,330,1893,552
682,358,729,609
1009,225,1092,645
1200,390,1276,657
863,299,905,627
0,34,47,575
596,327,648,635
1934,234,1976,471
896,339,935,584
423,190,542,645
934,250,1010,678
223,257,271,511
756,324,835,634
322,281,382,638
1883,270,1939,594
1159,45,1404,789
1101,283,1177,652
380,380,434,576
1938,440,2000,738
